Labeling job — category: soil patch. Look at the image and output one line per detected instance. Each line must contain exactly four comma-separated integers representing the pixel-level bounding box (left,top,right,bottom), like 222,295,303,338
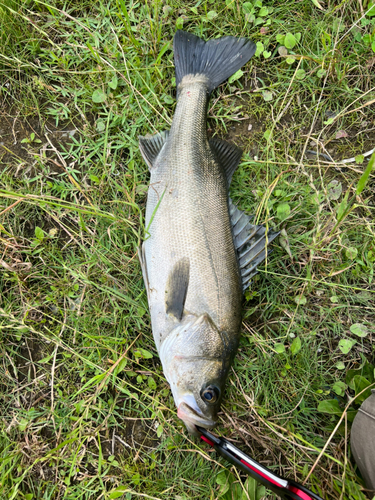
0,109,81,176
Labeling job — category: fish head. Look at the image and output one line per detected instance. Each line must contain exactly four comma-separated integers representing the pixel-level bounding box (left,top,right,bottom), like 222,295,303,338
175,372,224,437
160,313,232,436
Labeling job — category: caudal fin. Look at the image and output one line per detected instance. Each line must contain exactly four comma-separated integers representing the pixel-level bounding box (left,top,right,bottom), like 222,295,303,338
173,30,256,94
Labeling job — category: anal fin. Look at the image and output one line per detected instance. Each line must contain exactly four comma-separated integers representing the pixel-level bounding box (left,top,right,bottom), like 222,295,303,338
229,198,279,291
139,130,169,170
165,257,190,320
138,244,150,300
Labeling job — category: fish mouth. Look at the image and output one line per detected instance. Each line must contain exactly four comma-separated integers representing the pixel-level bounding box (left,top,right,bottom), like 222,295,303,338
177,401,216,436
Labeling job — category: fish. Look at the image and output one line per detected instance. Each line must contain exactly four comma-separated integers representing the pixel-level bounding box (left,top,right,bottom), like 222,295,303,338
138,30,278,436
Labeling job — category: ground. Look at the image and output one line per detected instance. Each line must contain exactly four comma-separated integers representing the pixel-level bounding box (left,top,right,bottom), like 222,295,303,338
0,1,375,499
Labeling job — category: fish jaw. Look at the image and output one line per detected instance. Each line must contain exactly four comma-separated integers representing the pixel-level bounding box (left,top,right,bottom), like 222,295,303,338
177,400,216,436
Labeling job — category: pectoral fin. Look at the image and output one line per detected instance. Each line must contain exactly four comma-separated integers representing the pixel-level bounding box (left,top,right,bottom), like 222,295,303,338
165,257,190,320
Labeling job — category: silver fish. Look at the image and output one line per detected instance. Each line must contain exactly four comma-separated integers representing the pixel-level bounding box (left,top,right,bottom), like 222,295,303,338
139,30,278,435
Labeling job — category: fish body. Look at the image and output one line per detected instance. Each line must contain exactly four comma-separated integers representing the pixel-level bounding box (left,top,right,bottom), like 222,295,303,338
139,31,277,434
145,76,242,355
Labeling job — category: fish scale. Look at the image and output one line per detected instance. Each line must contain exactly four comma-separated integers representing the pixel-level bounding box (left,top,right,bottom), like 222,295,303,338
145,80,242,345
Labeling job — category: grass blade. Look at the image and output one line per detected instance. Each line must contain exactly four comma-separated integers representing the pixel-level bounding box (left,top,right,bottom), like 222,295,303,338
117,0,139,47
356,150,375,195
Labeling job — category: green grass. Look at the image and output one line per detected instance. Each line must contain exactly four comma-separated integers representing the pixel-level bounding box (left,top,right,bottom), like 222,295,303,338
1,0,375,499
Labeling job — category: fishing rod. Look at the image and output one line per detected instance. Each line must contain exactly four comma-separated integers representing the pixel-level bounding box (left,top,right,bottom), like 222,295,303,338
197,426,324,500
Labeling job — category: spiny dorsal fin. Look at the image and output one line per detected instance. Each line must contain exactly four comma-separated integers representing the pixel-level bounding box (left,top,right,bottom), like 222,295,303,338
229,198,279,291
210,138,243,187
165,257,190,320
139,130,169,170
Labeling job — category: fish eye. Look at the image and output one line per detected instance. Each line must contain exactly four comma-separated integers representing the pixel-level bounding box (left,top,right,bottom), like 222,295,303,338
201,386,220,404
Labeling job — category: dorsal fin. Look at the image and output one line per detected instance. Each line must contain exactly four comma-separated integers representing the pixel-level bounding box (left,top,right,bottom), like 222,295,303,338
139,130,169,170
229,198,279,290
165,257,190,320
210,137,243,186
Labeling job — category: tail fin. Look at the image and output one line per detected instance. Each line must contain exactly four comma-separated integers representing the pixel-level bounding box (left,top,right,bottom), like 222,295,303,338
173,30,256,94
